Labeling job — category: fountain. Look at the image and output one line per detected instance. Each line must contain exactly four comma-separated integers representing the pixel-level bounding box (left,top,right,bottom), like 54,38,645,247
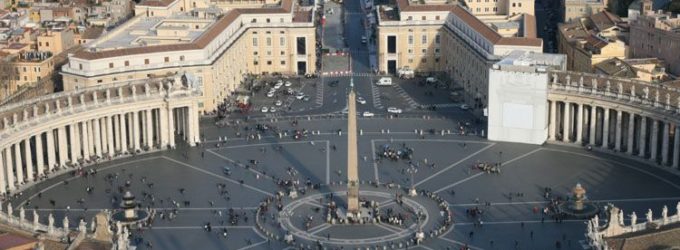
557,183,599,218
111,190,150,226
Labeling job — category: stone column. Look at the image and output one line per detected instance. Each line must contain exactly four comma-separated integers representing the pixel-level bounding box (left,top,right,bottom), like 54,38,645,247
662,122,670,165
132,111,140,152
639,117,647,158
615,110,623,151
159,108,167,148
120,113,128,153
106,116,115,157
81,121,90,159
58,127,68,167
24,139,33,182
35,133,44,177
141,110,147,147
145,110,153,148
651,120,659,161
93,118,102,158
5,148,14,190
87,120,95,158
549,101,557,140
0,150,5,193
14,143,23,184
46,129,56,171
673,125,680,169
167,107,175,148
603,108,610,149
563,102,571,142
627,114,635,155
589,105,597,145
576,104,584,143
114,115,121,151
69,123,80,162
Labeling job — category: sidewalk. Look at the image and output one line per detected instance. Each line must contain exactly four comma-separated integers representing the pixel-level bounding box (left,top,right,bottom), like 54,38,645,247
360,0,378,72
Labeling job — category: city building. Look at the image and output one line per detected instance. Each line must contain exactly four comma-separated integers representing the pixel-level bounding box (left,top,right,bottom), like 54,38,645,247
627,0,671,20
37,28,75,55
557,11,628,72
376,0,542,115
462,0,534,17
629,11,680,76
488,50,566,144
594,57,668,82
61,0,317,113
563,0,608,23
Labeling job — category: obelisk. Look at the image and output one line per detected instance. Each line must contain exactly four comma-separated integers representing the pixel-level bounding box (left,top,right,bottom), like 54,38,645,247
346,79,360,216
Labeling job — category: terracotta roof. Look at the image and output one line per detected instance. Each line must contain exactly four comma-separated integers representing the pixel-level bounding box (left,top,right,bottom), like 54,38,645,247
450,6,501,43
72,0,296,60
293,10,312,23
137,0,176,7
606,223,680,250
583,34,608,49
589,11,621,31
0,233,37,249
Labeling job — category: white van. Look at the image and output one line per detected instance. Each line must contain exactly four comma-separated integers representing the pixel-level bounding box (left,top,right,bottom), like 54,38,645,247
375,77,392,86
398,67,414,79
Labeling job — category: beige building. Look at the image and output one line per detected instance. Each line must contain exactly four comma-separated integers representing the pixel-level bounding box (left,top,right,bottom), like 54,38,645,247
463,0,534,17
1,51,55,100
594,57,668,83
563,0,607,23
629,11,680,76
37,28,75,55
62,0,316,113
376,0,542,114
557,11,628,73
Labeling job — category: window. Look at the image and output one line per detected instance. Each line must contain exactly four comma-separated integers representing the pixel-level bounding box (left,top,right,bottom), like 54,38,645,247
512,3,516,7
251,18,256,23
407,16,412,20
180,56,185,61
254,51,259,55
109,63,114,68
266,18,270,23
267,51,272,56
164,57,169,62
436,16,440,20
144,59,149,65
79,64,83,70
422,35,427,44
421,58,427,63
97,79,103,83
435,48,440,54
435,35,441,44
280,37,285,46
518,3,521,7
266,37,272,46
254,61,259,65
253,37,258,46
387,36,396,54
280,51,285,55
408,59,414,63
46,42,49,47
280,60,286,65
267,61,272,65
296,37,306,55
408,35,413,45
422,49,427,53
408,49,413,54
124,61,129,66
421,16,426,20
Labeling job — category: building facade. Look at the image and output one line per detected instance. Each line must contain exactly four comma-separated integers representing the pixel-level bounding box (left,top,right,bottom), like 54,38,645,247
61,0,317,113
563,0,607,23
629,11,680,76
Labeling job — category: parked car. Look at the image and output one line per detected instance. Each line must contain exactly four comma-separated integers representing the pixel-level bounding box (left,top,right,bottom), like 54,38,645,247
266,91,275,98
295,92,305,100
460,104,470,110
387,107,402,114
269,107,277,113
261,106,269,113
362,111,375,117
284,81,292,87
398,67,414,79
375,77,392,86
275,100,283,106
357,96,366,104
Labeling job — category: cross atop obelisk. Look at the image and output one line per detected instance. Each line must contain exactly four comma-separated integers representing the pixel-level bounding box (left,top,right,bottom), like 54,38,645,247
346,78,360,216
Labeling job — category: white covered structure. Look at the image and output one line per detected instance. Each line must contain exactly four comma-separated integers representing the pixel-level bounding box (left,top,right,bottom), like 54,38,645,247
487,51,566,144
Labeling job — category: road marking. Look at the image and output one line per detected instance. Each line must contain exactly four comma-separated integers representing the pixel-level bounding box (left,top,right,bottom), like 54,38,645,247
375,223,401,234
433,148,542,193
149,226,255,230
414,143,496,187
542,148,680,191
377,200,395,209
448,196,680,207
308,224,333,235
371,140,380,184
236,240,267,250
326,141,331,184
162,156,274,197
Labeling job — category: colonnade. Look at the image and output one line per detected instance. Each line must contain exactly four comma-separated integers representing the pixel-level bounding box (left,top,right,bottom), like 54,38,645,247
548,100,680,168
0,105,199,194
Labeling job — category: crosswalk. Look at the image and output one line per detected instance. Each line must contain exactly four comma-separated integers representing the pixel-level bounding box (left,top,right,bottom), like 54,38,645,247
315,79,324,108
392,84,419,109
371,82,383,109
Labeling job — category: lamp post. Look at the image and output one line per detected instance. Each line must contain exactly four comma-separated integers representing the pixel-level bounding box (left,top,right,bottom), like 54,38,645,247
498,151,503,166
407,165,417,197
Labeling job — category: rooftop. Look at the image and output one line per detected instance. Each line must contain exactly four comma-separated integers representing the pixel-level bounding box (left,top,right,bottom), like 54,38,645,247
91,15,212,50
594,58,638,78
495,50,566,70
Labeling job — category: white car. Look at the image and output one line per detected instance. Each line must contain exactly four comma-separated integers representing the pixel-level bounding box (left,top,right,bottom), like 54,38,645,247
284,81,292,87
269,107,277,113
266,91,275,98
275,100,283,106
460,104,470,110
274,82,283,89
261,106,269,113
357,96,366,104
362,111,374,117
295,92,305,100
387,107,402,114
